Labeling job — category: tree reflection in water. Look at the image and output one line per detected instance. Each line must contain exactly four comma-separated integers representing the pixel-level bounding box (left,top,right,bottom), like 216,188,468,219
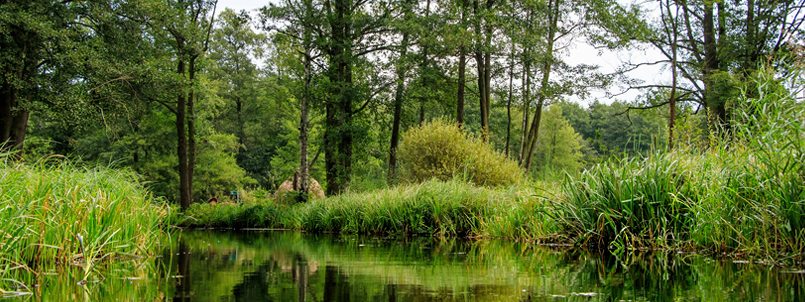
151,230,805,302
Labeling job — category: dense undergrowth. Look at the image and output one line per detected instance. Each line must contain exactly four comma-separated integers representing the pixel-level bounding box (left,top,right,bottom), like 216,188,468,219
0,156,170,294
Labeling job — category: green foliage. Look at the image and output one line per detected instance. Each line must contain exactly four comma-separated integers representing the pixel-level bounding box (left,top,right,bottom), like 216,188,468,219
555,101,668,164
553,66,805,260
0,155,170,291
398,119,522,186
532,106,584,178
181,202,286,228
193,133,257,200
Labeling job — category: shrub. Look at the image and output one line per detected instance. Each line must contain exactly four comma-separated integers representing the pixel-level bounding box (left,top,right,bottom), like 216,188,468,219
398,119,522,186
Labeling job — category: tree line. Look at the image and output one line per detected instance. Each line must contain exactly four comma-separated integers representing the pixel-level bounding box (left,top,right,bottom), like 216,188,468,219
1,0,802,209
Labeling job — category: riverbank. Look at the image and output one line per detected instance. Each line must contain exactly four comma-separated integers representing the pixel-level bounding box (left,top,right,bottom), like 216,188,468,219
0,156,171,294
180,142,805,263
179,179,554,239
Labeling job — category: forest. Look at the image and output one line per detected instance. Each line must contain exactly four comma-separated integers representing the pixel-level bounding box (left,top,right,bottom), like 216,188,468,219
2,0,805,272
7,0,792,203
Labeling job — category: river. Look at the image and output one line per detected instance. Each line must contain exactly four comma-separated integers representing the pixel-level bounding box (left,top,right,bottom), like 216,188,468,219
10,229,805,301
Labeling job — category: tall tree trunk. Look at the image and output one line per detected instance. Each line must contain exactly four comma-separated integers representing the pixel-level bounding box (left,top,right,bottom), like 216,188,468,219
299,0,313,202
388,11,411,184
505,43,515,157
517,58,531,162
702,1,724,131
521,0,556,172
325,0,354,195
457,49,466,126
522,96,545,172
176,54,191,210
473,0,494,141
456,0,468,126
0,85,17,148
187,57,197,204
667,1,678,150
236,98,245,144
0,78,28,152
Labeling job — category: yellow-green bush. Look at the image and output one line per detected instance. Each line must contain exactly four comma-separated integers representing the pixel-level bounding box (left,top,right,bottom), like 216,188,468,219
398,119,522,186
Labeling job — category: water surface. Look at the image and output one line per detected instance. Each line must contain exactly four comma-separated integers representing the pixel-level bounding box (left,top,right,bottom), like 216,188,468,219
9,230,805,301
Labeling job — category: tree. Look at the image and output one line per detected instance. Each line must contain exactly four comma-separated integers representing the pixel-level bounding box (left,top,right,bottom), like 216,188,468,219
621,0,805,135
533,105,583,176
208,9,265,146
119,0,218,209
516,0,637,172
387,0,415,183
264,0,392,195
0,0,87,153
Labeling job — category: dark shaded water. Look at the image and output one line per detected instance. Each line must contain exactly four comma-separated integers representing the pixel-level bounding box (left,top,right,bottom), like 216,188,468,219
8,230,805,301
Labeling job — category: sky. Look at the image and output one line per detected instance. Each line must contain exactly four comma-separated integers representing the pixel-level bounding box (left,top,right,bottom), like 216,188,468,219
215,0,667,106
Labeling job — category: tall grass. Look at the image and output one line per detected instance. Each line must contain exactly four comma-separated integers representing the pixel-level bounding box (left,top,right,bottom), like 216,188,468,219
0,155,170,293
554,66,805,260
180,179,557,240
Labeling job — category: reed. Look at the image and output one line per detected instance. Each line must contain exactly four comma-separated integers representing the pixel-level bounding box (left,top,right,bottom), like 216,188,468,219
553,66,805,260
0,155,170,293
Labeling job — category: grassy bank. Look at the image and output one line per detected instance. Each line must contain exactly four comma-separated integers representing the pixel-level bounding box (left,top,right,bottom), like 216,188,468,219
0,156,171,294
181,142,805,261
180,179,556,239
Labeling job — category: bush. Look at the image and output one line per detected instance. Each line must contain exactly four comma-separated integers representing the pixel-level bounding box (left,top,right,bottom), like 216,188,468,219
398,119,522,186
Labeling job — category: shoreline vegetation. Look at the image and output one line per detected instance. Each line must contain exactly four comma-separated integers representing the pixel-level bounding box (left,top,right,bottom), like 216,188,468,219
0,155,170,295
179,68,805,265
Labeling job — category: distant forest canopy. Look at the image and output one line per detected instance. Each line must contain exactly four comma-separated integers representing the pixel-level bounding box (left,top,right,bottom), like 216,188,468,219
0,0,802,208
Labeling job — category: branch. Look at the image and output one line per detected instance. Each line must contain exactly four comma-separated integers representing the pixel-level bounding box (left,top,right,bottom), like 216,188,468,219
203,0,218,52
352,81,394,115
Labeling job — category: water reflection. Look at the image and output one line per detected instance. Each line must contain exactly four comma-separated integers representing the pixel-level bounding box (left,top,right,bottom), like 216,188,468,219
8,230,805,301
157,230,805,302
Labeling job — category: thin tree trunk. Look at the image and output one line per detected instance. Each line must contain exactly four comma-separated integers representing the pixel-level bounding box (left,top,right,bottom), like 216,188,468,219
505,43,515,157
667,1,678,150
456,0,468,126
521,0,556,172
473,0,490,140
517,57,531,162
523,96,545,172
388,17,410,184
236,98,245,144
702,1,724,131
187,57,197,204
299,0,313,201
